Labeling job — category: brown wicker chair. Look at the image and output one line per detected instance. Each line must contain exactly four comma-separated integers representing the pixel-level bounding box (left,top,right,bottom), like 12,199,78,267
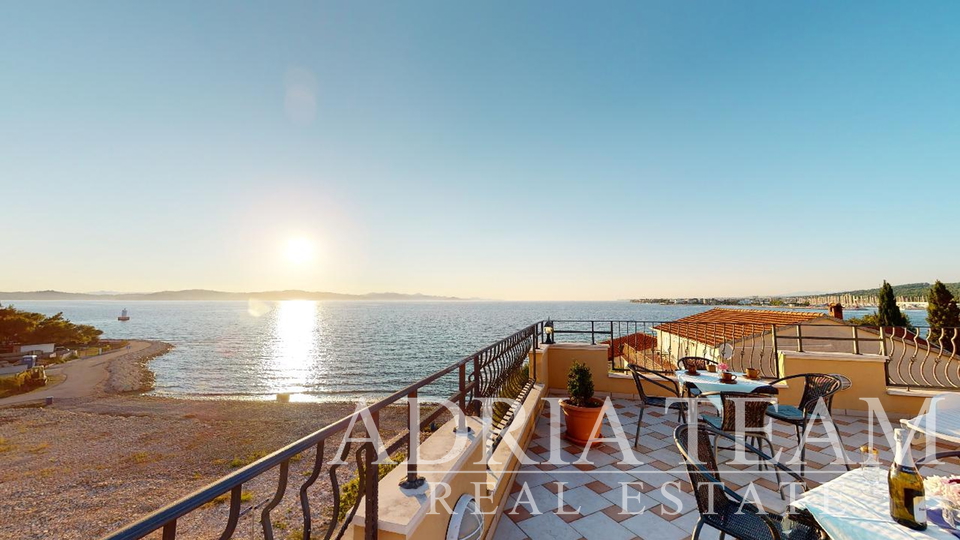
699,390,779,474
627,363,687,447
677,356,718,397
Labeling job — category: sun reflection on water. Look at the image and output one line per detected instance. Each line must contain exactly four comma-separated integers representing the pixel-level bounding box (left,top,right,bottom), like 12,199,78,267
268,300,320,394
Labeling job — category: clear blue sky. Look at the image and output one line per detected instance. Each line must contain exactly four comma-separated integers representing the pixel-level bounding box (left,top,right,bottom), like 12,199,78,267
2,2,958,300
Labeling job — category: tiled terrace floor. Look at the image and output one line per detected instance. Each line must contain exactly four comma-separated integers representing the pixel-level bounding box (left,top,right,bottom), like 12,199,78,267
492,396,960,540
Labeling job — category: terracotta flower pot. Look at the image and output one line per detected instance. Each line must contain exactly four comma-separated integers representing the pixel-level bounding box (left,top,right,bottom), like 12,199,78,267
560,398,605,445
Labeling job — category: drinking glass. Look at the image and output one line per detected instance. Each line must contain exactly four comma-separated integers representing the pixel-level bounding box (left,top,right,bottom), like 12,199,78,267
860,445,881,486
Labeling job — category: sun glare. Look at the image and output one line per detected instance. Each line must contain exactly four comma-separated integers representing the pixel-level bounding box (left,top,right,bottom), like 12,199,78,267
284,237,316,264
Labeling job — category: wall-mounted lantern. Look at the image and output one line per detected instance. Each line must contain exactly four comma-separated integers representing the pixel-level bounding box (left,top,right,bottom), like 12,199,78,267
544,319,555,344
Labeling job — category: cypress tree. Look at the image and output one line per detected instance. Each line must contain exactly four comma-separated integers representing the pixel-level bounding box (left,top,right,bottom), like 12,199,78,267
877,280,909,327
927,280,960,347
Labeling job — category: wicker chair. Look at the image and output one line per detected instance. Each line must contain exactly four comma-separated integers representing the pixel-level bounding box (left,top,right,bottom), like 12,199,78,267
678,356,718,371
765,373,850,475
917,451,960,469
675,423,824,540
677,356,718,397
627,363,687,447
700,391,779,473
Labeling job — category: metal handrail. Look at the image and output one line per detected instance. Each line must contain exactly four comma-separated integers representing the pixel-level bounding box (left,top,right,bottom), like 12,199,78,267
548,320,960,389
101,322,542,540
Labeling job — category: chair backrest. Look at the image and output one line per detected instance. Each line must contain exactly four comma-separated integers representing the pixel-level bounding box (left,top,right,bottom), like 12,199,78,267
628,363,680,403
717,392,776,432
831,374,853,392
798,373,842,414
674,423,731,516
750,385,779,395
677,356,716,371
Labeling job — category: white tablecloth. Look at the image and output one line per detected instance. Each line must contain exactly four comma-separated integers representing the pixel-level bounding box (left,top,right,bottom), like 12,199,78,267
902,394,960,444
792,469,956,540
675,370,769,412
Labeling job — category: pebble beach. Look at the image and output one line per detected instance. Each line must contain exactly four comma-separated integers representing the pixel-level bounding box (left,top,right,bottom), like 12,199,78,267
0,343,408,540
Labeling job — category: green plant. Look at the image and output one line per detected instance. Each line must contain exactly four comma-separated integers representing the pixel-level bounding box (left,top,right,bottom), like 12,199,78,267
566,361,595,407
228,450,268,468
878,280,910,327
928,280,960,338
205,490,253,507
337,452,405,522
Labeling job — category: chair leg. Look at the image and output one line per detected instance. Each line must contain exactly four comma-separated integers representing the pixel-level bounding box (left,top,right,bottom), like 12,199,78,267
635,412,643,449
691,518,704,540
798,421,808,476
718,532,726,540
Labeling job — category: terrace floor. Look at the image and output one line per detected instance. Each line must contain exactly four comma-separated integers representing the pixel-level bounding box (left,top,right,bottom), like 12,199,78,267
492,395,960,540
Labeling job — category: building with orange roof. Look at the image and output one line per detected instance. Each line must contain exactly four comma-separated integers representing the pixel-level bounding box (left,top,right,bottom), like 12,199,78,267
653,308,844,372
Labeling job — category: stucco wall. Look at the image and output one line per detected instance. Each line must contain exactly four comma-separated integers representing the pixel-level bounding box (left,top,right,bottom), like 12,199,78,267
777,350,928,417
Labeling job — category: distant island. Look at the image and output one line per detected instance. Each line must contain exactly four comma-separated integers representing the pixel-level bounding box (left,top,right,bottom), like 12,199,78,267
0,289,470,301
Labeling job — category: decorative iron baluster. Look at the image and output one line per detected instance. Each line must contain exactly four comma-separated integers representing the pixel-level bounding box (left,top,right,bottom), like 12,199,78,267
216,486,243,540
260,459,290,540
298,441,324,540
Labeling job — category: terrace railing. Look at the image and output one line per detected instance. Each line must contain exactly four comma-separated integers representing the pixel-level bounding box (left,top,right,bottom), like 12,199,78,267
100,322,540,540
547,320,785,378
546,320,960,389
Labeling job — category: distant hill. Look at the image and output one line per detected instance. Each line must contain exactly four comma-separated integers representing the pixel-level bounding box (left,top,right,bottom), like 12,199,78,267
0,289,469,301
807,282,960,299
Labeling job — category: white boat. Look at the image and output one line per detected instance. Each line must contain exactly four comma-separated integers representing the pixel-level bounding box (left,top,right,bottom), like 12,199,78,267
118,308,130,321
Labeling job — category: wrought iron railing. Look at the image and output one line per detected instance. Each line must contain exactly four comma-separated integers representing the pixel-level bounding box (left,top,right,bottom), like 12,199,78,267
881,327,959,389
547,320,784,378
546,320,960,389
100,322,540,540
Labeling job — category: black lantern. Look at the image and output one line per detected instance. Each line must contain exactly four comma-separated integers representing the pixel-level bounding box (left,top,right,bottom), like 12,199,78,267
543,319,555,344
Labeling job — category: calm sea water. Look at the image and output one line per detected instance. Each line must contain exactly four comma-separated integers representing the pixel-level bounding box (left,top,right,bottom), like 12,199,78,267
4,300,927,401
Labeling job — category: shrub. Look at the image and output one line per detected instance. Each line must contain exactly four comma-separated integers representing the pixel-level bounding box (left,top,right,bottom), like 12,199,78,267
337,452,405,522
566,361,595,407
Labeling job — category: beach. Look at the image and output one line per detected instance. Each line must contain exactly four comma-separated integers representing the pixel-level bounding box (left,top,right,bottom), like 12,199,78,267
0,343,408,540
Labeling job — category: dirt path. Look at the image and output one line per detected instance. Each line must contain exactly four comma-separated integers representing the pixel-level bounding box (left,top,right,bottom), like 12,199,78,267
0,340,154,406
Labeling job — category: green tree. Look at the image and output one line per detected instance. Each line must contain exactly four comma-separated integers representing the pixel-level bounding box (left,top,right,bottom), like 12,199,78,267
0,303,101,347
877,280,910,327
927,280,960,348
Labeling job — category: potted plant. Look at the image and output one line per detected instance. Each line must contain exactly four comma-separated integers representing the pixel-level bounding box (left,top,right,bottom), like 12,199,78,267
559,361,605,445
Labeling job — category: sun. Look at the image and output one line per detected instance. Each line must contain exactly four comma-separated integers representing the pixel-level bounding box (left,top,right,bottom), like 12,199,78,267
284,237,316,264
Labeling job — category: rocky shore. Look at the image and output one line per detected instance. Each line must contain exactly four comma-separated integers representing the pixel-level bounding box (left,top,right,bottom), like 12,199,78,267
106,340,173,394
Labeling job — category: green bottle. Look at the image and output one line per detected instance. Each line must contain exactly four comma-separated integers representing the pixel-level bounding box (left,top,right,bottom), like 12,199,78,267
888,428,927,530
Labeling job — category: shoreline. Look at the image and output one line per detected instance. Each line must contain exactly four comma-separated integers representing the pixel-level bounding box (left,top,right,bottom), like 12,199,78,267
0,337,419,540
107,340,173,394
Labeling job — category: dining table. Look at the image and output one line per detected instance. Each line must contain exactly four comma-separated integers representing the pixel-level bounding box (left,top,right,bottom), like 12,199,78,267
674,369,770,414
901,393,960,445
791,468,958,540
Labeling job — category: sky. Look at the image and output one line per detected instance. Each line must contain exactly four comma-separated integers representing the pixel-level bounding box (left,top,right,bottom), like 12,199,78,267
2,2,959,301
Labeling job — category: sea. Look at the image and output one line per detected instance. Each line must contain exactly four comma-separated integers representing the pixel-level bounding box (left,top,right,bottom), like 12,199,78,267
3,300,929,402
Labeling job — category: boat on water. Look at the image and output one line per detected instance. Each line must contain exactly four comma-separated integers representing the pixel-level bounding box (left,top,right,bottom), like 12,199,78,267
118,309,130,321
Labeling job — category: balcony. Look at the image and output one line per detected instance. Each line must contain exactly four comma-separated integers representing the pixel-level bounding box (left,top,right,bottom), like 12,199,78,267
99,318,960,540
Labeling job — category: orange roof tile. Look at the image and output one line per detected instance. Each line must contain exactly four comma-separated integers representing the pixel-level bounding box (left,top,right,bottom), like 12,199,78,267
653,308,828,347
600,332,657,359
